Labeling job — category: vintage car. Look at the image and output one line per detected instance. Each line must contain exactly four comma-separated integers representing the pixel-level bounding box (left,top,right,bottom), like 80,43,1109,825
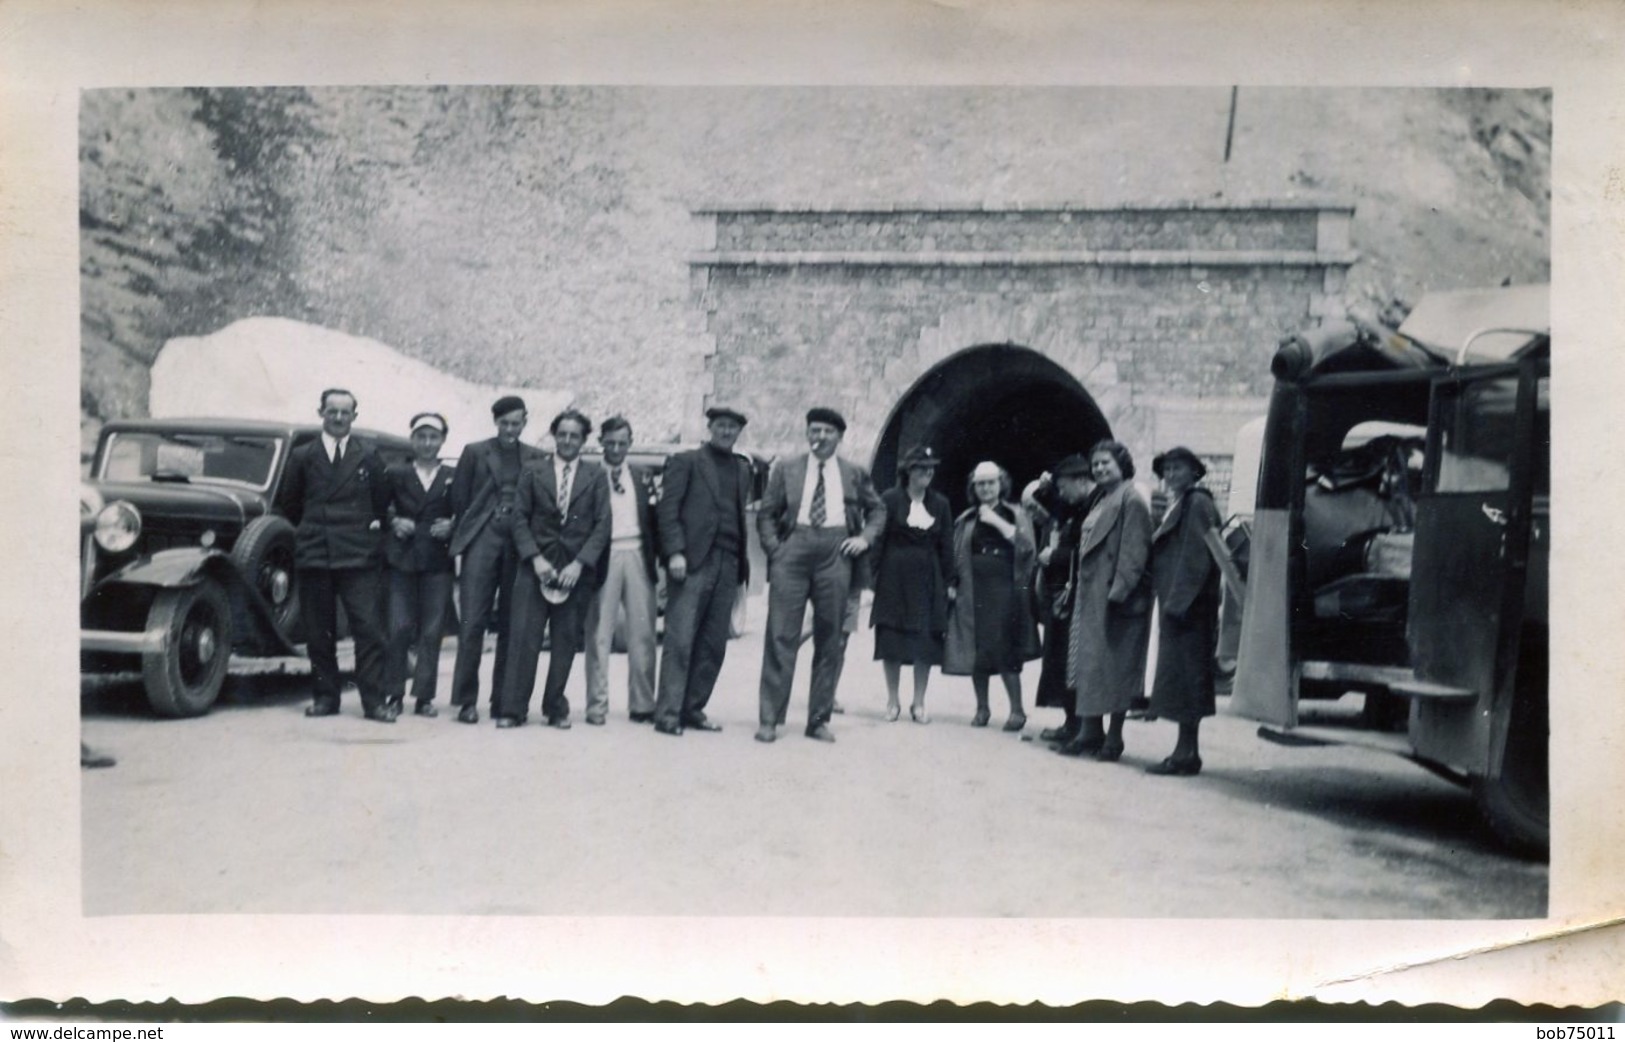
1230,284,1550,854
80,418,414,716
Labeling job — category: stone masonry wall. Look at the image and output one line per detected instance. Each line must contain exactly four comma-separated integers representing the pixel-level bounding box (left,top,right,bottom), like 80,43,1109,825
689,203,1355,511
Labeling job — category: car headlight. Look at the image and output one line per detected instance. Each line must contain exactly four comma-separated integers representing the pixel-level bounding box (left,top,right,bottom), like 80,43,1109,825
94,501,142,553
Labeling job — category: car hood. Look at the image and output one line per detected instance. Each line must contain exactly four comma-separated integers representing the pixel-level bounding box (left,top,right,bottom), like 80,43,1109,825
88,480,263,528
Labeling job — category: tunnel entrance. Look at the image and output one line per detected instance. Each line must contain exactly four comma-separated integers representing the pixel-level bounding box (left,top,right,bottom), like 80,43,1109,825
872,344,1112,511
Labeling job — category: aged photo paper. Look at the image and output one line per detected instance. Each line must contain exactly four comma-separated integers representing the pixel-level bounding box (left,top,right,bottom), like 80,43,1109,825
2,0,1622,1009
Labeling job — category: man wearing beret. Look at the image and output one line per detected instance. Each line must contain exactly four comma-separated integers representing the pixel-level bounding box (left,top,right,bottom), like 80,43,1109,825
276,388,394,722
652,405,753,736
755,407,886,743
446,395,546,724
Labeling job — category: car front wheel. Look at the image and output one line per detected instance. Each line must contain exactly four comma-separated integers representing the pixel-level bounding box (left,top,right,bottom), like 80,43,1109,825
142,580,233,717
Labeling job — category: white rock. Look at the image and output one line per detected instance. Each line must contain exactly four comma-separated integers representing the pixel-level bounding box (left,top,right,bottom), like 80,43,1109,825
150,317,572,456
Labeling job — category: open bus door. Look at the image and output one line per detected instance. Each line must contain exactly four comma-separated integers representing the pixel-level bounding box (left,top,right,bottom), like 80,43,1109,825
1407,352,1549,851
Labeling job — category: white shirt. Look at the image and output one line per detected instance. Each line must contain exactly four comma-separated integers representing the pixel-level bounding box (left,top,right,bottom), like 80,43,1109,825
606,464,643,547
319,432,349,465
796,452,846,528
413,461,440,491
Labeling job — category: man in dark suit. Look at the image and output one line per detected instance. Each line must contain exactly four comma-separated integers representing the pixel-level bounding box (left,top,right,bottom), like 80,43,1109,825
446,396,546,724
652,405,752,736
277,388,394,722
582,415,662,725
755,407,886,743
382,412,456,717
493,409,612,728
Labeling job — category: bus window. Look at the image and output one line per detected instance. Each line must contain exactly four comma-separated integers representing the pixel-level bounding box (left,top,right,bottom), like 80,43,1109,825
1435,376,1517,493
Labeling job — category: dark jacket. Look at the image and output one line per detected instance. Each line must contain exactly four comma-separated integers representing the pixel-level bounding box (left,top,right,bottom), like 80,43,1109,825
447,436,548,558
512,455,613,588
868,486,954,633
383,461,456,573
593,461,661,584
1152,486,1221,619
656,445,752,586
277,435,390,570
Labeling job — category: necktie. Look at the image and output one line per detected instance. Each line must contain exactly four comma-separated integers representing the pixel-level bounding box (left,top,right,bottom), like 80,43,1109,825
611,466,624,495
332,440,343,467
559,461,574,518
810,460,827,527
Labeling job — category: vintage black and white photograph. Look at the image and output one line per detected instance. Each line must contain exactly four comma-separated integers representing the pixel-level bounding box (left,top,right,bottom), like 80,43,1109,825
72,83,1556,920
6,0,1624,1010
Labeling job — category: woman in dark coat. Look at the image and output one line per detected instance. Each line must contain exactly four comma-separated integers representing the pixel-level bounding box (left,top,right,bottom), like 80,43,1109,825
1145,446,1222,775
870,445,955,723
944,460,1041,732
1062,440,1153,762
1021,453,1097,745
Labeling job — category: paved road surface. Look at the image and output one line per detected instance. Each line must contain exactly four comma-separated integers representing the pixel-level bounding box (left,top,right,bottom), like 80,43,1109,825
81,594,1547,919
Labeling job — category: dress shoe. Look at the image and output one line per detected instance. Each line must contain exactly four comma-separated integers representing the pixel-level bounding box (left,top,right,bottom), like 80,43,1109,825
80,745,116,769
1094,739,1125,762
585,713,606,726
970,707,991,728
1003,712,1027,733
414,701,438,718
831,701,846,714
456,705,479,725
654,719,684,736
805,723,836,743
682,715,722,732
547,716,572,730
385,697,404,715
629,711,655,723
305,702,340,718
885,703,901,722
1056,734,1104,757
1040,724,1079,742
909,705,930,724
494,716,523,729
363,705,398,723
1127,709,1159,722
1145,755,1202,776
754,725,777,743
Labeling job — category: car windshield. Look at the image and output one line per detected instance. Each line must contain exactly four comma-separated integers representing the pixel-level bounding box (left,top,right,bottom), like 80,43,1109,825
99,431,282,490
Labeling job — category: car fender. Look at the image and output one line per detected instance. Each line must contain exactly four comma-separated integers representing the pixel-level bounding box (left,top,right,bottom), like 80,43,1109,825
90,549,298,656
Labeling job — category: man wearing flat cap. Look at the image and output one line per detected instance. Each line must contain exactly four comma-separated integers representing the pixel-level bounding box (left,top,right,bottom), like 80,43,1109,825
382,412,457,717
446,395,546,724
754,406,886,743
652,405,754,736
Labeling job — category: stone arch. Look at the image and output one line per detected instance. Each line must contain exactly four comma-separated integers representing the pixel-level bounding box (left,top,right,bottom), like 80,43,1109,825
873,344,1112,510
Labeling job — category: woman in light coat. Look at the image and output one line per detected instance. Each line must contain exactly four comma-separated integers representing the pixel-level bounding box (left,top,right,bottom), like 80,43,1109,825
1061,440,1153,762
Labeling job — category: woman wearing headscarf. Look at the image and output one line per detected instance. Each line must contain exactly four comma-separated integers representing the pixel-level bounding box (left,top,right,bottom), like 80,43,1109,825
869,445,955,723
1061,440,1153,761
944,460,1041,731
1145,446,1222,775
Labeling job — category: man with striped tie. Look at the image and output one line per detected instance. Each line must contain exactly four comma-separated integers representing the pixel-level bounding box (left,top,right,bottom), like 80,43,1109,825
754,407,886,744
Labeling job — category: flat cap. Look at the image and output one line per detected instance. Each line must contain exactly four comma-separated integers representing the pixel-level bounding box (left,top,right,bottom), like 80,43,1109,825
805,406,846,432
491,395,527,419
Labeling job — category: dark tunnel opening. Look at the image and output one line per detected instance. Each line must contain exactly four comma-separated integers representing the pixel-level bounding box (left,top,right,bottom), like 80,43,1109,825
872,344,1112,512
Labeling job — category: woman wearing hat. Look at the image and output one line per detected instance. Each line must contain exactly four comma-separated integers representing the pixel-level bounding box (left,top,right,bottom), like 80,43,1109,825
1062,440,1153,761
869,445,955,722
1022,453,1097,746
1145,446,1222,775
944,461,1041,731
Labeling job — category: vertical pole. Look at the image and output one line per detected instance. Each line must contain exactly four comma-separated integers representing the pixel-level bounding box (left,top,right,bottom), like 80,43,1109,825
1223,85,1239,163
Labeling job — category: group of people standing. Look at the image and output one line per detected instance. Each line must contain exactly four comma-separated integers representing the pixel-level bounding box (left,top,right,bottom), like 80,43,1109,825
278,387,1223,772
864,440,1222,776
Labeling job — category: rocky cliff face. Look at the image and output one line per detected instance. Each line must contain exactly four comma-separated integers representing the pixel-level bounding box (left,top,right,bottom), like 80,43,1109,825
80,86,1550,441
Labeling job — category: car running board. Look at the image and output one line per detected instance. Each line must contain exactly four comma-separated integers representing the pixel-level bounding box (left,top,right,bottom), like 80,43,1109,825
1257,724,1415,757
